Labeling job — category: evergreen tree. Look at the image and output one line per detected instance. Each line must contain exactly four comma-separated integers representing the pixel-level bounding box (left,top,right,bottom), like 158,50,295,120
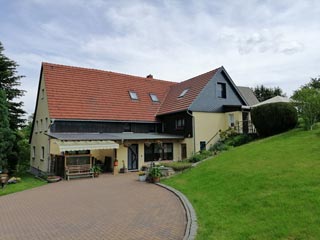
0,90,15,171
253,85,286,102
0,41,26,130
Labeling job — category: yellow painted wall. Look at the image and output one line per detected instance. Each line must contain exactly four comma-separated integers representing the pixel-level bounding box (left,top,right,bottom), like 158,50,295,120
193,111,242,152
30,72,51,172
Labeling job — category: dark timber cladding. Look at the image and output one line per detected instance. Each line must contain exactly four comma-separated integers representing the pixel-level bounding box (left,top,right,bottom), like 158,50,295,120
51,120,160,133
157,111,193,137
189,68,248,113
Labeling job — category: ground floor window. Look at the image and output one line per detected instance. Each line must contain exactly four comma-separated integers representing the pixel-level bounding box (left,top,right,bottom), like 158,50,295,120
200,141,206,151
144,142,173,161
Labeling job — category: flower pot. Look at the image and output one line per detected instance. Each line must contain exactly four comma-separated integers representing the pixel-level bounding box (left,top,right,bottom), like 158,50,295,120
94,172,99,178
114,161,118,167
153,177,160,183
138,175,146,182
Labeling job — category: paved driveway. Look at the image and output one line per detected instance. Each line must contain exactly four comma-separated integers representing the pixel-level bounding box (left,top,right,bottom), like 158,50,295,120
0,173,186,240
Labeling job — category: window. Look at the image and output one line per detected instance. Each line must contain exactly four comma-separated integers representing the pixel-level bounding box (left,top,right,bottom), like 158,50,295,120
228,114,235,127
41,146,45,160
200,141,206,151
150,93,159,102
40,119,43,132
175,118,185,129
36,120,39,133
144,143,174,161
32,146,36,159
178,89,189,98
41,89,45,99
217,82,226,98
45,118,48,131
129,91,138,100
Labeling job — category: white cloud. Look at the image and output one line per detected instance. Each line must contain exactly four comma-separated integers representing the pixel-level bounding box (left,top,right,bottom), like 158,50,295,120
1,0,320,116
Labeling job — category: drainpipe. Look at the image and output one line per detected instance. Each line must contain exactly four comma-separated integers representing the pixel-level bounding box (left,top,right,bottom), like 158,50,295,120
186,110,196,154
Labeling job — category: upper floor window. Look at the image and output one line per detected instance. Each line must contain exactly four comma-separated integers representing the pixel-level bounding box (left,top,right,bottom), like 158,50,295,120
36,120,39,133
41,146,45,160
178,89,189,98
45,118,48,131
175,118,185,130
41,89,45,99
149,93,159,102
32,146,36,159
217,82,226,98
129,91,138,100
40,119,43,132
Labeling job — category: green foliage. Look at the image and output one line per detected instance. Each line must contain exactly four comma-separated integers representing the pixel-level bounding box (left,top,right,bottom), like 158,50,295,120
163,129,320,239
0,90,15,171
0,41,26,130
292,84,320,130
149,167,162,177
209,141,229,152
253,85,286,102
251,102,298,137
188,150,213,163
227,134,256,147
161,162,193,171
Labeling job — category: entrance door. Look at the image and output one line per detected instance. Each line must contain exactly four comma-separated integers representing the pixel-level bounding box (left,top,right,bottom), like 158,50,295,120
55,156,65,177
128,144,139,171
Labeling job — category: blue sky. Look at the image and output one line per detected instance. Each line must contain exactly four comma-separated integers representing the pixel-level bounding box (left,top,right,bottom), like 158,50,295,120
1,0,320,116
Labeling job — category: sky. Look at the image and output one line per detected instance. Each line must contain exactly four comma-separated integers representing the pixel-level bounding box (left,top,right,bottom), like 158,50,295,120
1,0,320,116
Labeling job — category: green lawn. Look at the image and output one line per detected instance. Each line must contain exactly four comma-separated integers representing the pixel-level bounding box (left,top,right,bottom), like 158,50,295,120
0,174,46,197
163,128,320,240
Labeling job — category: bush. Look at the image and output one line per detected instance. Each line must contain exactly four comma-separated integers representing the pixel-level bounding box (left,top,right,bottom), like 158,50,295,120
161,162,193,171
251,102,298,137
209,141,229,152
230,134,256,147
188,150,213,163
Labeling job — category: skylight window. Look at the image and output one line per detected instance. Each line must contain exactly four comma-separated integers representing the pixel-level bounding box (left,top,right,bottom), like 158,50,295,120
129,91,138,100
150,93,159,102
178,89,189,98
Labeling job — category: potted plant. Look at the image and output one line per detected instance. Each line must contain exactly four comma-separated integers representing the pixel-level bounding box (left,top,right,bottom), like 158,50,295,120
91,165,102,177
138,171,146,182
149,167,162,183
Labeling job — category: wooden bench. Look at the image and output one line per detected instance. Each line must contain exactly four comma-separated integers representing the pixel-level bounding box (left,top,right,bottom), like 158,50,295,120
65,164,94,181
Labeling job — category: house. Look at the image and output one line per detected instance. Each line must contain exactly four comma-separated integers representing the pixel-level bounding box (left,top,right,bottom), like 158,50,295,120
30,63,255,177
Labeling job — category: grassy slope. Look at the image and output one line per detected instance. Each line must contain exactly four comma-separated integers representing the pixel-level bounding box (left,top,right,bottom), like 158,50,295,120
163,129,320,240
0,174,46,197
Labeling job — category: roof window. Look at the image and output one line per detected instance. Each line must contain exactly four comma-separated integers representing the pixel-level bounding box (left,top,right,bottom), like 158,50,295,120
178,89,189,98
129,91,138,100
150,93,159,102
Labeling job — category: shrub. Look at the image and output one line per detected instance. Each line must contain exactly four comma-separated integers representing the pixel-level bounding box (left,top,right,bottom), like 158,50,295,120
188,150,213,163
230,134,256,147
209,141,229,152
161,162,193,171
251,102,298,137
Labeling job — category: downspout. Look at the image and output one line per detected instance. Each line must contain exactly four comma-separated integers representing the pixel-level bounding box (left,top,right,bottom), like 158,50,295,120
186,110,196,154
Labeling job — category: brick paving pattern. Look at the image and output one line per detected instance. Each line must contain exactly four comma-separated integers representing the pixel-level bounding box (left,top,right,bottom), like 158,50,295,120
0,173,186,240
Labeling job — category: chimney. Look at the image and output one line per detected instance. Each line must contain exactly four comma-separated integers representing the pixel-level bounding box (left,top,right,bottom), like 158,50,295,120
146,74,153,79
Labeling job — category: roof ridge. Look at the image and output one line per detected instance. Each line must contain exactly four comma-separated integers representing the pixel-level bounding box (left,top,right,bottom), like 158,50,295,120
42,62,175,84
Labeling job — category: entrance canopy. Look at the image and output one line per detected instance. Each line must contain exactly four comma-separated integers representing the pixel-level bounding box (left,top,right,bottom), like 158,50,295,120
54,140,119,152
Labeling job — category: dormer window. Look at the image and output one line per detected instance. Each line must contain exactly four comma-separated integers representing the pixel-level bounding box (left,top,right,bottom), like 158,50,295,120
178,89,189,98
150,93,159,102
129,91,138,100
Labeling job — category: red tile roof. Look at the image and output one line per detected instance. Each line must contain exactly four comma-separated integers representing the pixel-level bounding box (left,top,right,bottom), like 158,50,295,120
43,63,175,122
157,68,220,115
43,63,220,122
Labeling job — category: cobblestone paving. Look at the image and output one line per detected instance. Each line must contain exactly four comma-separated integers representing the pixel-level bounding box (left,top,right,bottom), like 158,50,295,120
0,173,186,240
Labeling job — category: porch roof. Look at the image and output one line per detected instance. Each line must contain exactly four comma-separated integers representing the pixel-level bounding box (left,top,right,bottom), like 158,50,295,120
47,132,184,141
54,140,119,152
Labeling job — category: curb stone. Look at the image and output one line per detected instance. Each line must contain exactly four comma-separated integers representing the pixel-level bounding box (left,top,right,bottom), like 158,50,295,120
156,183,197,240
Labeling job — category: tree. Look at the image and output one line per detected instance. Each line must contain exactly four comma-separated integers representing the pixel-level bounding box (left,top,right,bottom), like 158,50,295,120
292,85,320,130
0,90,15,171
253,85,286,102
0,41,26,130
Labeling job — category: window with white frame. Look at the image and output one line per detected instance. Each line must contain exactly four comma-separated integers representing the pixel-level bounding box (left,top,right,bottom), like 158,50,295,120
228,114,235,127
175,118,185,129
32,146,36,159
